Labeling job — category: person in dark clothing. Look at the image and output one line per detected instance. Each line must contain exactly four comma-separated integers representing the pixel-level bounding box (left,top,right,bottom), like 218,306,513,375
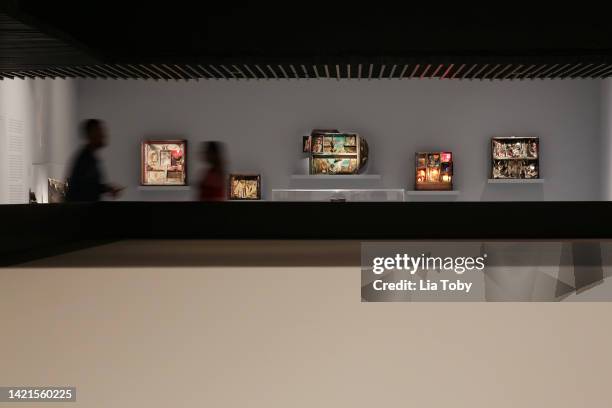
198,141,226,201
66,119,123,202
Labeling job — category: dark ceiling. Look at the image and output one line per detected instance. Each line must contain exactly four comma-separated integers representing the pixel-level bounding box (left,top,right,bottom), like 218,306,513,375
3,0,612,80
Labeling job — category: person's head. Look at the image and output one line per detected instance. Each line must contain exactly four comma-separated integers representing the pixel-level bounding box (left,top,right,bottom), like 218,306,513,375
82,119,107,149
201,141,225,169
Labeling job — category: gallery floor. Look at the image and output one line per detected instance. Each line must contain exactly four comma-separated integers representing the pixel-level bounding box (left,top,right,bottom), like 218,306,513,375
1,240,611,407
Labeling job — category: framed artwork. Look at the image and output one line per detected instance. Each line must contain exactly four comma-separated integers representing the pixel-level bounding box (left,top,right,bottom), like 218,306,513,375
303,130,369,175
48,178,68,203
415,151,453,190
229,174,261,200
491,137,539,179
141,140,187,185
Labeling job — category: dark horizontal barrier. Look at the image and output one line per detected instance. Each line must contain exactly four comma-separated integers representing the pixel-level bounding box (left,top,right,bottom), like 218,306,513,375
1,201,611,265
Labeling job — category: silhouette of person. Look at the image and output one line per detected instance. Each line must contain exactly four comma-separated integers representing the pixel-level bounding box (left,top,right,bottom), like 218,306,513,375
197,141,226,201
66,119,124,202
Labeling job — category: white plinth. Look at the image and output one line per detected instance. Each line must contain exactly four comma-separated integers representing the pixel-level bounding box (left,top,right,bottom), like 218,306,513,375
487,179,545,184
272,188,405,202
289,174,383,189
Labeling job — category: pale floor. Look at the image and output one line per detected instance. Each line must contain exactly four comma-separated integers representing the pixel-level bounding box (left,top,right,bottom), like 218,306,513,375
1,240,611,407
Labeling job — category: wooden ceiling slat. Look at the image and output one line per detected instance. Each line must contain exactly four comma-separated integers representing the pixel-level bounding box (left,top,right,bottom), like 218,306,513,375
471,64,489,79
597,66,612,78
430,64,443,78
244,64,259,79
139,64,163,80
105,64,131,79
125,64,152,79
514,64,536,79
420,64,432,79
290,64,299,79
588,64,612,78
83,66,107,78
544,63,571,78
492,64,513,79
44,67,66,78
505,64,523,79
557,63,583,79
451,64,466,79
175,64,197,80
158,64,184,80
578,63,608,78
524,64,549,79
440,64,454,79
388,64,397,78
93,65,117,78
278,64,289,79
208,64,227,80
219,64,236,79
121,65,141,78
254,64,268,79
59,66,86,78
572,63,605,78
193,64,214,79
378,64,386,79
265,64,278,79
535,64,560,79
235,64,249,79
460,63,478,79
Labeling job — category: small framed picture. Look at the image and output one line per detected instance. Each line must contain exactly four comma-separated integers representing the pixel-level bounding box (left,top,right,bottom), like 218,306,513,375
141,140,187,185
229,174,261,200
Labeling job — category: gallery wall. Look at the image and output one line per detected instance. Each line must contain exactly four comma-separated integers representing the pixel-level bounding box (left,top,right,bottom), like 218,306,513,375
601,79,612,201
0,78,78,204
76,78,601,201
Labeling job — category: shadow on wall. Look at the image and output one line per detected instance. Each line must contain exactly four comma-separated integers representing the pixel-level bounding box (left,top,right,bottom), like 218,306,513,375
480,184,544,201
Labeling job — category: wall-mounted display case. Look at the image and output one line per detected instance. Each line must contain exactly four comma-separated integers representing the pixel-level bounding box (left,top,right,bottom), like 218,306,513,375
229,174,261,200
415,152,453,190
491,137,539,179
141,140,187,185
48,178,68,203
303,130,369,175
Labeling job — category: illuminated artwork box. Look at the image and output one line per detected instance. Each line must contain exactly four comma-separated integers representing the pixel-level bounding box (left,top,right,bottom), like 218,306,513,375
491,137,539,179
303,129,369,175
229,174,261,200
415,152,453,191
141,140,187,185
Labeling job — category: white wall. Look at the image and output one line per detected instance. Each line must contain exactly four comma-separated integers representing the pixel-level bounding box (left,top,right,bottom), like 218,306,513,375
77,78,602,201
0,78,78,204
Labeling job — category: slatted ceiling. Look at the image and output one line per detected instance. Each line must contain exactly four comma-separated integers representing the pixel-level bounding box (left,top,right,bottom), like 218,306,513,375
4,61,612,81
578,63,605,78
595,65,612,78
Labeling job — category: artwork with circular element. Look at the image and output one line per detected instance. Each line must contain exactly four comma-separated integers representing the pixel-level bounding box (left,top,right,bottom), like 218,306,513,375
415,151,453,190
304,129,369,175
141,140,187,185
